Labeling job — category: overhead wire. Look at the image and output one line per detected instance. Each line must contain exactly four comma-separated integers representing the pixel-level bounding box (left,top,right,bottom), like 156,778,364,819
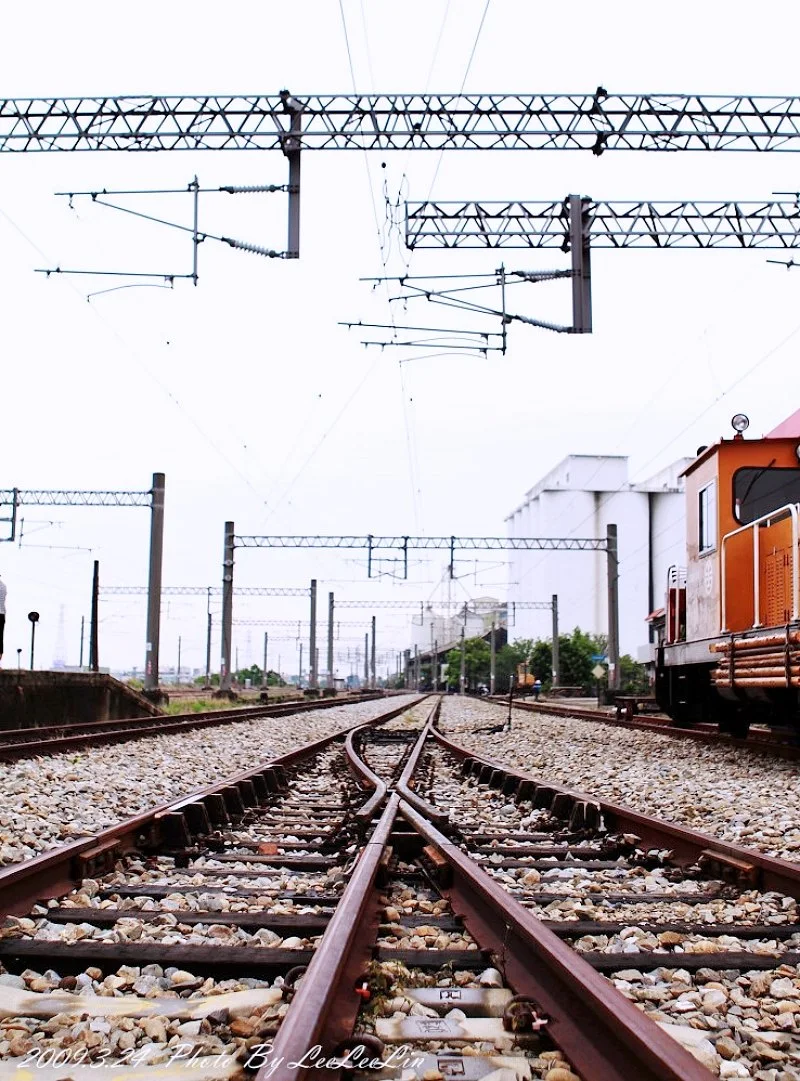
0,205,267,503
339,0,424,531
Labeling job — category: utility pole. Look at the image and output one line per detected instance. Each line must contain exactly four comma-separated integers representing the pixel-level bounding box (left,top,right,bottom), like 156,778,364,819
205,587,212,689
327,592,334,689
459,627,466,695
79,615,85,670
489,621,496,696
220,521,234,693
430,622,435,691
309,579,318,690
370,615,376,689
144,473,165,694
606,524,620,693
551,594,560,688
299,641,303,688
90,560,100,673
262,632,268,688
404,649,411,688
364,633,369,686
176,636,181,685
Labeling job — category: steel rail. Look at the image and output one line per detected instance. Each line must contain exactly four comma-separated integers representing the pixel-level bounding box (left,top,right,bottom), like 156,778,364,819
0,697,424,916
399,800,711,1081
395,698,450,826
490,695,800,760
260,794,401,1081
432,725,800,899
0,694,386,761
344,724,389,821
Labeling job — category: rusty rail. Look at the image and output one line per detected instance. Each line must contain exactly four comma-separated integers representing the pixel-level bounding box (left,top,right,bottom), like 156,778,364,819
433,725,800,899
261,795,401,1081
486,694,800,760
255,771,711,1081
345,724,389,821
0,693,388,761
395,697,449,826
399,800,711,1081
0,696,425,917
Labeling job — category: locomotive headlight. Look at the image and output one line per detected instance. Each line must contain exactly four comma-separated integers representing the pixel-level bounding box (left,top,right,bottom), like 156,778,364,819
731,414,750,434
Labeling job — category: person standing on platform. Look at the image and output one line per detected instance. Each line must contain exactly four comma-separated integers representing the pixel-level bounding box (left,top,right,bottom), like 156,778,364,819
532,677,542,701
0,574,6,665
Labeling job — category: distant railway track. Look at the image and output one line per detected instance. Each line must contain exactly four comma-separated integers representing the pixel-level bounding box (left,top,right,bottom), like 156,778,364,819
0,693,387,761
493,695,800,760
6,696,800,1077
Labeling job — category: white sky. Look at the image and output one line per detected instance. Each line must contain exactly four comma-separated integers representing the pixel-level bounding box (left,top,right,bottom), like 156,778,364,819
2,0,800,676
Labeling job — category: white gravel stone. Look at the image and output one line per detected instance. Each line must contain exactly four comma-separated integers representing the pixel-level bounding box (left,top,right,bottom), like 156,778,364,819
440,698,800,862
0,696,418,866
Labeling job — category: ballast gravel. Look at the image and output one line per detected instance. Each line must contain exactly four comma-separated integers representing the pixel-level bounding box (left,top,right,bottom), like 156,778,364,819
0,696,418,867
441,698,800,863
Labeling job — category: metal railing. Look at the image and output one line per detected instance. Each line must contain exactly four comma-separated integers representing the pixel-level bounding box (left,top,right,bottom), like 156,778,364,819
665,565,687,643
720,503,800,632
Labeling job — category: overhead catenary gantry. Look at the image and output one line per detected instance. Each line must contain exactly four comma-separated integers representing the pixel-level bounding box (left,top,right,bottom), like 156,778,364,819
0,476,165,692
5,91,800,152
6,89,800,296
405,198,800,250
219,525,621,692
101,585,551,610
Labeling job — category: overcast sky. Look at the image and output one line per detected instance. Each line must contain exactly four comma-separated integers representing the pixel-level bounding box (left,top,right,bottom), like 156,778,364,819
2,0,800,676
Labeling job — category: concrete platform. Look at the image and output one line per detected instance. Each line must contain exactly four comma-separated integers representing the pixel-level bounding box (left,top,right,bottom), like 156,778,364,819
0,671,163,729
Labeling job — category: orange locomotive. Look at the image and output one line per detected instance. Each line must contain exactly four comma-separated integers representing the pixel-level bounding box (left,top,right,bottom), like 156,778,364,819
656,412,800,737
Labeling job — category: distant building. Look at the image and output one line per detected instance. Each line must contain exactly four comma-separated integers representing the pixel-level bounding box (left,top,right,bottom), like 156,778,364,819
409,598,505,654
506,454,692,657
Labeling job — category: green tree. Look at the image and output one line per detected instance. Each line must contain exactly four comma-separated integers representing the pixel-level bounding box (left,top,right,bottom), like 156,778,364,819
556,627,607,689
444,637,491,692
499,628,609,692
619,655,650,694
495,639,535,693
234,664,263,684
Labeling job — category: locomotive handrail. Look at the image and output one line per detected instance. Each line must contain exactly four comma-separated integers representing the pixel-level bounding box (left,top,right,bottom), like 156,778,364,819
720,502,800,632
665,564,687,643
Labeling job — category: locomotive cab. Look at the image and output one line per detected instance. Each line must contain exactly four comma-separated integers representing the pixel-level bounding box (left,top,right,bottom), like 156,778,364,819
656,414,800,733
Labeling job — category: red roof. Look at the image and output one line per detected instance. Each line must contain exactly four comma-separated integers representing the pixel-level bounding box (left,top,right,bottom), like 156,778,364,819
767,409,800,438
646,608,665,622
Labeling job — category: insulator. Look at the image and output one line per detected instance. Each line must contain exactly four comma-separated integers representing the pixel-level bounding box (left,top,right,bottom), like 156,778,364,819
222,236,284,258
219,185,286,194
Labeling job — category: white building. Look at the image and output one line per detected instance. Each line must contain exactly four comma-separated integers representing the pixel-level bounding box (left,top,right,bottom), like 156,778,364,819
506,455,692,657
409,598,502,653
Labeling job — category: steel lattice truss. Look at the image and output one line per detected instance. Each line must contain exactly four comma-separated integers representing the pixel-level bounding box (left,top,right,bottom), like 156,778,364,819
5,92,800,152
102,585,309,596
335,599,550,610
235,535,605,551
233,618,373,628
406,199,800,249
0,488,152,507
101,589,547,610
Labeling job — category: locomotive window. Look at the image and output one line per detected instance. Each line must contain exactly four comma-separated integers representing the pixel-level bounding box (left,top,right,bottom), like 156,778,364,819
699,481,717,554
733,466,800,524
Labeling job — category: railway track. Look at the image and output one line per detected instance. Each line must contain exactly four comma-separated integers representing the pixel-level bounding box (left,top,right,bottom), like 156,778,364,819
496,696,800,761
6,697,800,1078
0,694,387,762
